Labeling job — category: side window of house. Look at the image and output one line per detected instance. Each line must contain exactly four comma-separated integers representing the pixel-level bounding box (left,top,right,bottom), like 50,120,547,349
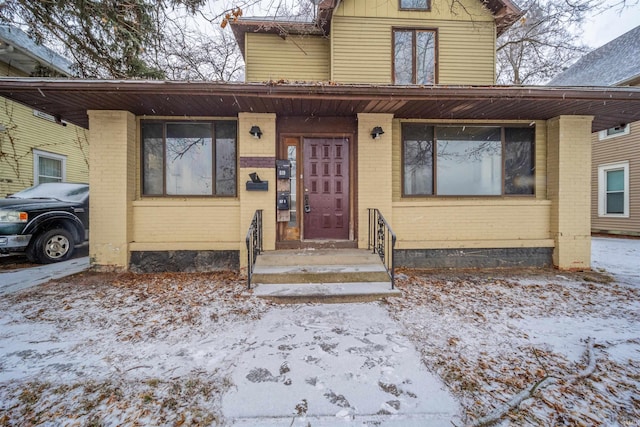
141,120,237,196
402,124,535,196
598,124,630,140
399,0,430,10
33,149,66,184
597,161,629,217
393,29,436,85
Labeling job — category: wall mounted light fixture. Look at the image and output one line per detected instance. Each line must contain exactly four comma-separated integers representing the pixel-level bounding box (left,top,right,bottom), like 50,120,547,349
370,126,384,139
249,125,263,139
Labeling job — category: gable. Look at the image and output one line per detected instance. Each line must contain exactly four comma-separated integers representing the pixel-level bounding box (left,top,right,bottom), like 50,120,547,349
334,0,493,21
330,0,521,35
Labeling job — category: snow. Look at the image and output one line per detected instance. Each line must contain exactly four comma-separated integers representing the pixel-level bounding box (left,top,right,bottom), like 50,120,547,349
592,236,640,287
0,256,90,295
0,237,639,426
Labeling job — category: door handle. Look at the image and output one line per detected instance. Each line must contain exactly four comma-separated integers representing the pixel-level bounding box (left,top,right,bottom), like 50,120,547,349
304,189,311,213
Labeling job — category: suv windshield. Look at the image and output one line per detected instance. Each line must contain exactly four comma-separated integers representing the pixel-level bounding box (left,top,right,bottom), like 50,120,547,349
10,183,89,203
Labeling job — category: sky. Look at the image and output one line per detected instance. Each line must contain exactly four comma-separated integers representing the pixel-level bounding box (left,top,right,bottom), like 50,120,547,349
581,1,640,48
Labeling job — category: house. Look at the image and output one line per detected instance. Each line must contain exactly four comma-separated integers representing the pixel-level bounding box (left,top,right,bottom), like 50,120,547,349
0,0,639,273
0,25,89,196
548,25,640,237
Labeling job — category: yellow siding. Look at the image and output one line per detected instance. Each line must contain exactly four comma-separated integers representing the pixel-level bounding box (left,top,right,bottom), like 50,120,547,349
0,62,29,77
331,16,495,84
335,0,494,21
245,33,330,82
0,96,89,196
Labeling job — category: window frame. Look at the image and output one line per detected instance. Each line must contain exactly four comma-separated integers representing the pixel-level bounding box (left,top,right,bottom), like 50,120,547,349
140,120,238,198
392,27,438,85
401,123,536,198
33,149,66,185
598,123,630,140
398,0,431,11
598,161,629,218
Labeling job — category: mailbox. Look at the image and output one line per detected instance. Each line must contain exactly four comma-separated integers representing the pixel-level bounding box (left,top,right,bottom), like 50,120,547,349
277,191,290,210
276,160,291,179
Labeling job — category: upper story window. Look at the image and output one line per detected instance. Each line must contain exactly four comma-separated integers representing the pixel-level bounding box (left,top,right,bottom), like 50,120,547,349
402,124,536,196
33,150,66,184
399,0,430,10
141,120,237,197
393,29,436,85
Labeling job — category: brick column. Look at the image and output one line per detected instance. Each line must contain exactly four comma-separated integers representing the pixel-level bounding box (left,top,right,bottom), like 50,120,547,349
88,110,136,270
238,113,277,268
547,115,593,269
357,113,394,248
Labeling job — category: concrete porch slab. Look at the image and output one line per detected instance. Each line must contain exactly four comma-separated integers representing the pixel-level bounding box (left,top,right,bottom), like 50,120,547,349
252,282,401,303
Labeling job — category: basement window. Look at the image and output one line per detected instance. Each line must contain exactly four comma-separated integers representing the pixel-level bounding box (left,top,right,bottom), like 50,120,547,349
141,120,237,197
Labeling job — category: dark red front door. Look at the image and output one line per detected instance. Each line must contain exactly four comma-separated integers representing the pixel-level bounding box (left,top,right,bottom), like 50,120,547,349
303,138,349,240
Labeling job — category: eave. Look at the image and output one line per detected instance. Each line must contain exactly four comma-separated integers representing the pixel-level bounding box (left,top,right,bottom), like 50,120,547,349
0,78,639,133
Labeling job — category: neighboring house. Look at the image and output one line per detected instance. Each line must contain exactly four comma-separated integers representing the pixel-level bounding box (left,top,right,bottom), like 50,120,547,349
0,0,639,273
0,25,89,196
548,25,640,237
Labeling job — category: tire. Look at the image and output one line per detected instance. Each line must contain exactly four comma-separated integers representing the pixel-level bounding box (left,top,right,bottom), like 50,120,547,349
25,240,39,263
34,228,75,264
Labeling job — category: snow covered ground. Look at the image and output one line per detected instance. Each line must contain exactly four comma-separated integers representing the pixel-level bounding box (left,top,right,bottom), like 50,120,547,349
0,237,638,426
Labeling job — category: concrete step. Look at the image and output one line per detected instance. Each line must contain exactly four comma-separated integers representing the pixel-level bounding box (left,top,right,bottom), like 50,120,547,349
251,249,390,284
252,282,401,303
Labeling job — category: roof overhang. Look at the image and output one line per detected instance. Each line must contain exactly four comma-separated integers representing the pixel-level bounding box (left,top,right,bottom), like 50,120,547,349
484,0,524,36
0,26,73,76
0,78,639,133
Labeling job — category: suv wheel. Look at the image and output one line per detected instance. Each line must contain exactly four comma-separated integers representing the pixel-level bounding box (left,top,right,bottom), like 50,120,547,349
35,228,75,264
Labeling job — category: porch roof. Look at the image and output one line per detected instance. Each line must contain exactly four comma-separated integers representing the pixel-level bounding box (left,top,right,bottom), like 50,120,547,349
0,78,639,133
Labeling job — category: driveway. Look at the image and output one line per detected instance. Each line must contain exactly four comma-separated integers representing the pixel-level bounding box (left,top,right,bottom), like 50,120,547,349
0,256,89,295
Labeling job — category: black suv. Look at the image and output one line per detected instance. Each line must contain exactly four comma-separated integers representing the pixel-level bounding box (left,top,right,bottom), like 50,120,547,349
0,183,89,263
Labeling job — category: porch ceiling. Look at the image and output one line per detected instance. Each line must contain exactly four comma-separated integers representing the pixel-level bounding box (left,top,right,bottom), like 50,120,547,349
1,78,639,133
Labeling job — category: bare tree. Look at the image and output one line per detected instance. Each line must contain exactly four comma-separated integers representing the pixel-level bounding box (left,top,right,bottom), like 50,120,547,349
496,0,638,85
0,0,253,79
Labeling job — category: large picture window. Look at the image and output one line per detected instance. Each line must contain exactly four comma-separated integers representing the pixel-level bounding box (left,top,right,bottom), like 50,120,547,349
402,124,535,196
393,29,436,85
141,120,237,196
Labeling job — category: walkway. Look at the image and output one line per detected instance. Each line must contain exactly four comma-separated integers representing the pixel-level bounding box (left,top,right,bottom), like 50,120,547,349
221,303,461,426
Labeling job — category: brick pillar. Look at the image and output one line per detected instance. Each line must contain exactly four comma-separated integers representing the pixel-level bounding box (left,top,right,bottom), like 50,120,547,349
547,115,593,269
238,113,277,268
357,113,394,248
88,110,136,270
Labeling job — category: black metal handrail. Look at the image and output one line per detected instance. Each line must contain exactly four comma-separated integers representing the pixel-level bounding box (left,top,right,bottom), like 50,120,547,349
368,208,397,289
245,209,263,289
